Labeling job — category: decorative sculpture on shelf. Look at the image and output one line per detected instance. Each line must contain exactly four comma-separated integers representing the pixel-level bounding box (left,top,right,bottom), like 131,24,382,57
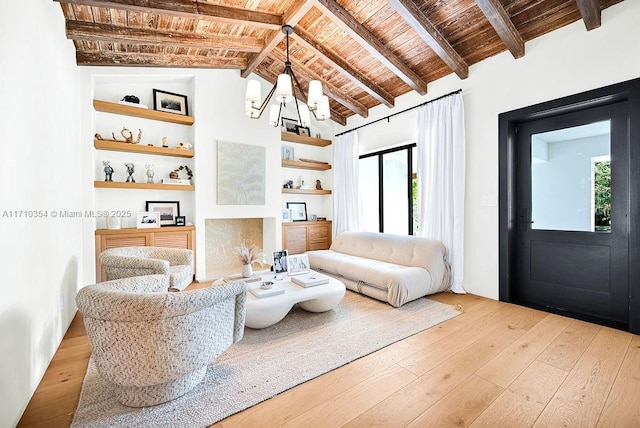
162,137,169,148
173,165,193,180
316,179,323,190
103,161,114,182
125,163,135,183
176,141,193,150
112,127,142,144
145,164,154,184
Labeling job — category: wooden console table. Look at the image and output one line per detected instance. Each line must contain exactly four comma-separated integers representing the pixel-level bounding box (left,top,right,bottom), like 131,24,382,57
95,226,195,282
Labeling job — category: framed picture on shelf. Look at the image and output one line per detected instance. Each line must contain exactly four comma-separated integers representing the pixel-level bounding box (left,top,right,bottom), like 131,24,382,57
153,89,189,116
281,144,294,160
145,201,180,226
287,202,307,222
287,254,310,276
281,117,298,133
282,208,292,222
136,211,160,228
272,250,289,273
297,126,311,137
175,215,186,226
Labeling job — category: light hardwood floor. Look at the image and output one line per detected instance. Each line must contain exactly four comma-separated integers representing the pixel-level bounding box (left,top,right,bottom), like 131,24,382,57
18,283,640,427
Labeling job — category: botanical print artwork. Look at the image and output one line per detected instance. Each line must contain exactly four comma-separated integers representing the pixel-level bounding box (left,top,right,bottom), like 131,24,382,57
217,141,266,205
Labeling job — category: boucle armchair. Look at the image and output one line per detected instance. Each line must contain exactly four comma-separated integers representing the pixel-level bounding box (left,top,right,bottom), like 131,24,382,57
99,246,194,291
76,274,247,407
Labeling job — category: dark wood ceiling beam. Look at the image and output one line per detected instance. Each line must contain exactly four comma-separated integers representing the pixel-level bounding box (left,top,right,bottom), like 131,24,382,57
66,20,264,52
386,0,469,79
270,50,368,118
575,0,601,30
54,0,282,29
314,0,428,95
292,26,395,108
76,51,247,69
474,0,525,58
241,1,315,78
255,68,348,126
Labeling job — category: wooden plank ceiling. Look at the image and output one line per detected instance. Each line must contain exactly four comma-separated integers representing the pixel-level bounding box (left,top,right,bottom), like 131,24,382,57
55,0,624,126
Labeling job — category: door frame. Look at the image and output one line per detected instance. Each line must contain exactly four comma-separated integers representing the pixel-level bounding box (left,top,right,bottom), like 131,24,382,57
498,77,640,334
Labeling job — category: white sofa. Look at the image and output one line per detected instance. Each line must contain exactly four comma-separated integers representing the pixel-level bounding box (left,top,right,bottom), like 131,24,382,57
306,231,451,307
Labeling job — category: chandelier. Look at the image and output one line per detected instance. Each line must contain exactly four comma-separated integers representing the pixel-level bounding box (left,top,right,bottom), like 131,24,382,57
245,25,330,127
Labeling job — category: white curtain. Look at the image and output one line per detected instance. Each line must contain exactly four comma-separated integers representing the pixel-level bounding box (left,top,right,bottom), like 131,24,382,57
416,93,466,294
333,131,360,236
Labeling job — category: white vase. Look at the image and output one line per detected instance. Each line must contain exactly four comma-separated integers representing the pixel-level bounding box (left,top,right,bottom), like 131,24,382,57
242,264,253,278
106,216,121,230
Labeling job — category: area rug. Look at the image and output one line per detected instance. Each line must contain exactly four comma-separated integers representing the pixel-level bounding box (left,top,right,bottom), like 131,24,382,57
71,291,459,427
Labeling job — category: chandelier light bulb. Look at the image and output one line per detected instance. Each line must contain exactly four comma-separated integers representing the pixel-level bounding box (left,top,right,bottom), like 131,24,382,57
245,79,261,108
317,95,330,120
268,104,280,127
275,74,293,103
307,80,323,109
299,103,311,127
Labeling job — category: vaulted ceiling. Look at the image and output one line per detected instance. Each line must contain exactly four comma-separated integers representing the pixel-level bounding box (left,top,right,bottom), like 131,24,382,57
56,0,624,125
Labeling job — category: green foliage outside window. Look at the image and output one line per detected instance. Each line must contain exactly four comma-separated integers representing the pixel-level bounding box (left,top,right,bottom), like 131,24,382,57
594,160,611,231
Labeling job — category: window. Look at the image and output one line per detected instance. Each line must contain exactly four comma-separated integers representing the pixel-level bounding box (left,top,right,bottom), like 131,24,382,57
359,144,417,234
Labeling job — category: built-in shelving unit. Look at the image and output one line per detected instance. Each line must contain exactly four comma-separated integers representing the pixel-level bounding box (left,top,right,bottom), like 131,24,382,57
93,99,195,126
282,159,331,171
282,188,332,195
94,139,194,158
94,181,195,191
281,132,331,147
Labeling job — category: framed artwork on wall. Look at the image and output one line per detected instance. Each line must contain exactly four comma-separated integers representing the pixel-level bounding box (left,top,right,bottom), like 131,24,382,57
287,202,307,222
145,201,180,226
136,212,160,228
153,89,189,116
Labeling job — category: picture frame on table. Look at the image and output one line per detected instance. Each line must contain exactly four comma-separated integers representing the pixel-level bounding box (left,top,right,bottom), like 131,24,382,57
175,215,186,226
153,89,189,116
296,126,311,137
281,144,294,161
145,201,180,226
281,117,298,134
282,208,292,222
272,250,289,273
287,202,307,222
136,211,160,228
287,254,310,276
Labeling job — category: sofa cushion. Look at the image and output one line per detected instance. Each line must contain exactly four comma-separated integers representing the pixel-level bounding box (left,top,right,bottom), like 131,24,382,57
169,265,193,291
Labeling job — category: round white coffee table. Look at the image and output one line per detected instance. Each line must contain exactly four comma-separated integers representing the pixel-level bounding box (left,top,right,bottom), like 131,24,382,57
218,271,346,329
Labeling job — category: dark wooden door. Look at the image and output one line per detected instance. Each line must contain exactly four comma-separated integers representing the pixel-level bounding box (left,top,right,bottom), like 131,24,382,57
513,103,629,327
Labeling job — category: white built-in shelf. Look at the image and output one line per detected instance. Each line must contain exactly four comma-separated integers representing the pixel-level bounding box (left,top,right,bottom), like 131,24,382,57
282,188,332,195
281,132,331,147
93,99,195,126
282,159,331,171
94,139,194,158
94,181,195,191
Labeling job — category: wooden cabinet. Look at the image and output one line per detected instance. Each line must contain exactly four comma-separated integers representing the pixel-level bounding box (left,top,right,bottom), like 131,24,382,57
282,221,332,255
95,226,195,282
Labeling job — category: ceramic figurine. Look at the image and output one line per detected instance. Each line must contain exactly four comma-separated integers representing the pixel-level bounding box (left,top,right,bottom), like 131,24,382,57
125,162,135,183
162,137,169,148
103,161,114,182
145,164,154,184
316,179,323,190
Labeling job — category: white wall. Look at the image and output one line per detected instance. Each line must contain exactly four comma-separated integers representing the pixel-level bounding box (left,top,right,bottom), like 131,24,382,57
342,0,640,299
0,2,82,426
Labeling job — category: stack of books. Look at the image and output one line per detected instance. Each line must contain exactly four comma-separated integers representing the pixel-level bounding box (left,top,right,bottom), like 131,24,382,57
291,271,330,288
249,285,285,298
